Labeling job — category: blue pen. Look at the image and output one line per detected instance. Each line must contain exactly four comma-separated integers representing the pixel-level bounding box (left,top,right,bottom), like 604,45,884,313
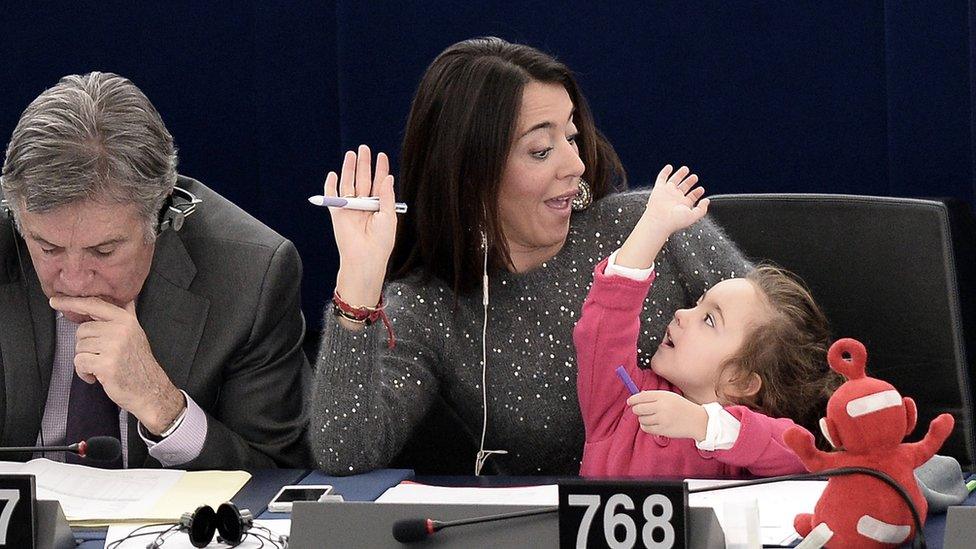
615,366,640,396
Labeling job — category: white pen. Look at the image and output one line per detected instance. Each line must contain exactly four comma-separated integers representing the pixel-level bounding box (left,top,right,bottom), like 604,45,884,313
308,195,408,214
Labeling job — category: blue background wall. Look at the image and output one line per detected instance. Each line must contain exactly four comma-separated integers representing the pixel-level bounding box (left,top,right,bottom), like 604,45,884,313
2,2,974,339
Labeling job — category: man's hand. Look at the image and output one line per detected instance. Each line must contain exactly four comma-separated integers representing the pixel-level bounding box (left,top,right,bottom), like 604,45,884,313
627,390,708,441
50,296,186,435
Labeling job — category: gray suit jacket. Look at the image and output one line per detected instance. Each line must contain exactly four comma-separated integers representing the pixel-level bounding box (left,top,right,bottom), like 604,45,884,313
0,176,311,469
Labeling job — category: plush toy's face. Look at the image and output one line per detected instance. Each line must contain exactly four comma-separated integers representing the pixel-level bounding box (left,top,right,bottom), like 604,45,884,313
821,378,910,453
818,338,918,454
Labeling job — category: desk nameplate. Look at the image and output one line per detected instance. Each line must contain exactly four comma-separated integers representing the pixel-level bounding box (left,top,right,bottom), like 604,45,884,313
558,479,688,549
0,474,35,549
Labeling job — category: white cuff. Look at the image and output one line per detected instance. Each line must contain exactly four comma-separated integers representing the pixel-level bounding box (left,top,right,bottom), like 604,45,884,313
158,403,188,438
606,249,655,281
695,402,742,451
138,390,208,466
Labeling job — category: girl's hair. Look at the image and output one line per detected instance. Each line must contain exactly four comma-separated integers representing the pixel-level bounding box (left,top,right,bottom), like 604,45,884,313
720,265,842,448
389,36,627,296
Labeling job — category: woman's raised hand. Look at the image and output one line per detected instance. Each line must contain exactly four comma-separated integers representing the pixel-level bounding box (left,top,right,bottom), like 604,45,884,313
325,145,398,309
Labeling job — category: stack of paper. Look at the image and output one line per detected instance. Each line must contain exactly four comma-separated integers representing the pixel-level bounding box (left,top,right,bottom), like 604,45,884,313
0,458,250,526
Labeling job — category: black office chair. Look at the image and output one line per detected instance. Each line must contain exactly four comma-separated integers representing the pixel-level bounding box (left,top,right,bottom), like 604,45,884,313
709,194,976,468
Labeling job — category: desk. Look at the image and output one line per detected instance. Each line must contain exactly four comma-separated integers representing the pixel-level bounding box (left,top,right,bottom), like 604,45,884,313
74,468,310,549
72,470,974,548
919,487,976,548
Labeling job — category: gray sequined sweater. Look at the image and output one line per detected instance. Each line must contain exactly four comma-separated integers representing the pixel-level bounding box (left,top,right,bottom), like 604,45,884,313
311,191,750,475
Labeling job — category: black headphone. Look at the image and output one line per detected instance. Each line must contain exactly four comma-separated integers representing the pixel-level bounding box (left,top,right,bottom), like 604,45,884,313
175,502,254,548
0,184,202,232
157,185,203,233
108,501,286,549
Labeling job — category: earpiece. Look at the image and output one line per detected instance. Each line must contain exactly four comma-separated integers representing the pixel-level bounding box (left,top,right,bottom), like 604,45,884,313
215,502,254,545
481,230,489,306
1,185,13,221
157,185,203,233
474,225,507,475
178,505,217,548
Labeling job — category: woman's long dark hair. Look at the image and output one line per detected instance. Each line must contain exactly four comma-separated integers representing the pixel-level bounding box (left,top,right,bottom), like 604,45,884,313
389,37,626,296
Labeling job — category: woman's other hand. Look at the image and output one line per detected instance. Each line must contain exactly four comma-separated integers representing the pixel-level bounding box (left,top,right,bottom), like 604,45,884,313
325,145,398,314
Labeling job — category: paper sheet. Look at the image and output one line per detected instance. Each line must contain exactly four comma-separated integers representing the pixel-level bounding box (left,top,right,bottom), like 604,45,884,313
0,458,250,525
376,482,559,506
144,470,253,520
9,459,181,520
105,519,290,548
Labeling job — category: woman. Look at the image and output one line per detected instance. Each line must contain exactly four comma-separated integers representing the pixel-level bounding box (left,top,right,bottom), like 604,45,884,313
311,37,748,475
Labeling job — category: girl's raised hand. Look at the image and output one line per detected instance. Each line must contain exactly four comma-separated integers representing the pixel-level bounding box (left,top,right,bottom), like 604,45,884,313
614,164,710,270
644,164,710,236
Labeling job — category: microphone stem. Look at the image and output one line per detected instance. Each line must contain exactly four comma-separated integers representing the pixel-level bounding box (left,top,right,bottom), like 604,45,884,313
443,506,558,529
0,445,77,453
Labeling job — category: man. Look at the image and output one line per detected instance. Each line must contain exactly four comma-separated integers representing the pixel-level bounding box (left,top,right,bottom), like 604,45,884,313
0,72,309,469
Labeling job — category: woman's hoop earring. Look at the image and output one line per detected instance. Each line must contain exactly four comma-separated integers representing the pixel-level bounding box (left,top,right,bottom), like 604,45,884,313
571,178,592,211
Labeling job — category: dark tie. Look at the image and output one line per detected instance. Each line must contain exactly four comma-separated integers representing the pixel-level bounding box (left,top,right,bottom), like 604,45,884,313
62,321,123,468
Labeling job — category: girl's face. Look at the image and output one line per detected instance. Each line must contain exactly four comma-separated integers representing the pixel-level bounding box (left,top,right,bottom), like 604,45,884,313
497,81,586,271
650,278,770,404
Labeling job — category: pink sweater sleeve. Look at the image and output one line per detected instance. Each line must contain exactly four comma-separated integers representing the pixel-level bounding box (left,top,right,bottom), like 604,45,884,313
710,405,806,476
573,258,662,442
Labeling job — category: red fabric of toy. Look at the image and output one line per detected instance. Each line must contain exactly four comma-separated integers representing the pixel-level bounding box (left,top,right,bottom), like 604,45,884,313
783,338,954,548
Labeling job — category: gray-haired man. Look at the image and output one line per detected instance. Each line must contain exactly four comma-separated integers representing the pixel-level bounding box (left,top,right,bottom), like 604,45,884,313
0,72,310,469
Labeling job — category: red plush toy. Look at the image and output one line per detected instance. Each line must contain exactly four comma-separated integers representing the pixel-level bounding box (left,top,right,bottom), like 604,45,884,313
783,338,955,548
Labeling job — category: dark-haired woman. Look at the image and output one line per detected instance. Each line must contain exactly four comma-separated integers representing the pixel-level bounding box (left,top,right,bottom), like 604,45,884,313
311,37,748,476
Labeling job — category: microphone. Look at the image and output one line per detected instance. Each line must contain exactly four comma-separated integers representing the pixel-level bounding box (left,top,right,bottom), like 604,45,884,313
392,506,557,543
0,436,122,462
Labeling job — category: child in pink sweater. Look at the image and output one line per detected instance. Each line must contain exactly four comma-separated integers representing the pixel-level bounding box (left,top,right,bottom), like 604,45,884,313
573,165,837,478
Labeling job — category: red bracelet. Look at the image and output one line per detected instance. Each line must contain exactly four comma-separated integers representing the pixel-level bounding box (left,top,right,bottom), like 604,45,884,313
333,290,396,349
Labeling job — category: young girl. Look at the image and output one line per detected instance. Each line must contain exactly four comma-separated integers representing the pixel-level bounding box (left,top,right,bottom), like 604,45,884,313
573,165,837,478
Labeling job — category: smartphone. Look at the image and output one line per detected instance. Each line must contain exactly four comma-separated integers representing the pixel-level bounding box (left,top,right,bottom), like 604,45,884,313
267,485,335,512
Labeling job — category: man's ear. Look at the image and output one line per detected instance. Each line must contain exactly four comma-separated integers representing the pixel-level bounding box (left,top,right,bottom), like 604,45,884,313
726,371,762,399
